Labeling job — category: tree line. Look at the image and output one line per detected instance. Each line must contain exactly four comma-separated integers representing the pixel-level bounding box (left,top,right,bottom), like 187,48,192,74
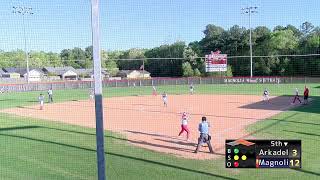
0,21,319,77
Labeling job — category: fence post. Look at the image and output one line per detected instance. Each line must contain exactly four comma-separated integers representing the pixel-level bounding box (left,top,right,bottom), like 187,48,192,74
151,79,154,86
115,80,118,87
139,80,142,87
199,77,202,84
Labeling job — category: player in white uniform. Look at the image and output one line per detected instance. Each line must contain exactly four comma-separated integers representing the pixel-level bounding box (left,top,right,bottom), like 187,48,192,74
189,84,194,95
263,88,270,102
178,112,190,141
89,88,94,100
47,88,53,103
38,94,45,110
152,85,157,96
162,92,168,107
292,88,302,104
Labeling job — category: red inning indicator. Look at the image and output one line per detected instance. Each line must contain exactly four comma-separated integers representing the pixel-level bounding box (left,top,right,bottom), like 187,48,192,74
225,139,301,169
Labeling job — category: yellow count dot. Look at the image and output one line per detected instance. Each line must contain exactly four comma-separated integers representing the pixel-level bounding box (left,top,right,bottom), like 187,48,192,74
234,155,239,161
242,155,247,161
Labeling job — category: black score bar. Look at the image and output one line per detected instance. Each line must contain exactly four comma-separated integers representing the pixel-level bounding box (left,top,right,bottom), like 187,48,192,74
225,140,301,168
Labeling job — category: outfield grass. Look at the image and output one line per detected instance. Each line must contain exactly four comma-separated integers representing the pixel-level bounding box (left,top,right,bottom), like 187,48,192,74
0,83,318,109
0,83,319,179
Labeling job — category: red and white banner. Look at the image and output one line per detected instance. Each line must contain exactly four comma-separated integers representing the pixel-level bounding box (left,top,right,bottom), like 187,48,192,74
205,50,227,72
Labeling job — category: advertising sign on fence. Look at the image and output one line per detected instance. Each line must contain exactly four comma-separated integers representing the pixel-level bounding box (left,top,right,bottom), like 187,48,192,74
224,77,281,84
205,50,227,72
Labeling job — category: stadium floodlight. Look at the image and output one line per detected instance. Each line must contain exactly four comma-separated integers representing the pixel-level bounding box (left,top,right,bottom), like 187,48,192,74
12,5,33,83
242,6,258,78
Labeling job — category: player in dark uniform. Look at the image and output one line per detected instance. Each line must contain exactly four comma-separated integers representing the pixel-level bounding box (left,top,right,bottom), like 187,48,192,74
303,86,309,105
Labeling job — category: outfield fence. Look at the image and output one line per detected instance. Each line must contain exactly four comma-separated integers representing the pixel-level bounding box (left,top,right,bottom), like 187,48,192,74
0,76,319,93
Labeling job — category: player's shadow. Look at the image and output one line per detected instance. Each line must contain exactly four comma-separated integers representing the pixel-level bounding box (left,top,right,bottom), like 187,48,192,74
154,138,196,146
127,139,193,153
26,100,38,103
239,95,302,111
16,106,39,110
132,103,162,107
125,130,179,140
154,138,225,156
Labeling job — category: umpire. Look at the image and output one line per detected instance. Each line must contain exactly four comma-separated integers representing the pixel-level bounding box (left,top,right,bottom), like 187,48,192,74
194,116,214,154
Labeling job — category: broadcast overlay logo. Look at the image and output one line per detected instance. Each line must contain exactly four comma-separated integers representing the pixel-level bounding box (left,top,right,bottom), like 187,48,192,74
225,139,301,168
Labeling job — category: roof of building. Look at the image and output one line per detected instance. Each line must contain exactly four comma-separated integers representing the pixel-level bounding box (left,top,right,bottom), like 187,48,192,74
3,67,44,75
42,66,77,76
117,70,150,75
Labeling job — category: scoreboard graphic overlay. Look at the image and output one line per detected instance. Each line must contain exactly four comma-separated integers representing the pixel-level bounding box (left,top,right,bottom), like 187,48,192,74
225,139,301,168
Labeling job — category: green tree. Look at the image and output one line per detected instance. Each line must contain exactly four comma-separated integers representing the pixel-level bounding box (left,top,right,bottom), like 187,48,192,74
117,48,145,70
84,46,93,68
182,62,194,77
270,29,299,53
199,25,225,54
145,41,185,77
102,50,118,76
70,47,86,68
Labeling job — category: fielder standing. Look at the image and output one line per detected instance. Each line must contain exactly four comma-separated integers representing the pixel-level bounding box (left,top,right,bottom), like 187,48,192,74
38,93,45,110
152,85,157,96
292,88,302,104
304,86,309,105
162,92,168,107
89,88,94,100
189,84,194,95
263,88,270,102
47,88,53,103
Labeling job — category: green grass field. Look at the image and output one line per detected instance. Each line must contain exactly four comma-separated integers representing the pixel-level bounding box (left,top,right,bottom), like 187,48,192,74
0,83,319,179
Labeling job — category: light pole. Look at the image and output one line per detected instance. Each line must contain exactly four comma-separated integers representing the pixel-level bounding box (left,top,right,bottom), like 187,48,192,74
242,6,258,78
12,5,33,83
91,0,106,179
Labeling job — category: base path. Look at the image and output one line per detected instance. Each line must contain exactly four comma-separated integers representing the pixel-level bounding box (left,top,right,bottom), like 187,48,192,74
2,94,298,159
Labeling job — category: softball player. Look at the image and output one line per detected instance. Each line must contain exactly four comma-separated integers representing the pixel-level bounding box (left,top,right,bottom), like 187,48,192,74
189,84,194,95
152,85,157,96
89,88,94,100
47,88,53,103
178,112,190,141
303,86,309,105
292,88,302,104
162,92,168,107
38,94,45,110
263,88,270,102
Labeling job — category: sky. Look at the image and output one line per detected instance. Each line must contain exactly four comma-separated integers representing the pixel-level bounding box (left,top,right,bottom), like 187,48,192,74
0,0,319,53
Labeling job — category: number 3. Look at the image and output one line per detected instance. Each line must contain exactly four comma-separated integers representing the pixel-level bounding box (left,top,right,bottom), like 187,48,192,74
292,149,298,157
